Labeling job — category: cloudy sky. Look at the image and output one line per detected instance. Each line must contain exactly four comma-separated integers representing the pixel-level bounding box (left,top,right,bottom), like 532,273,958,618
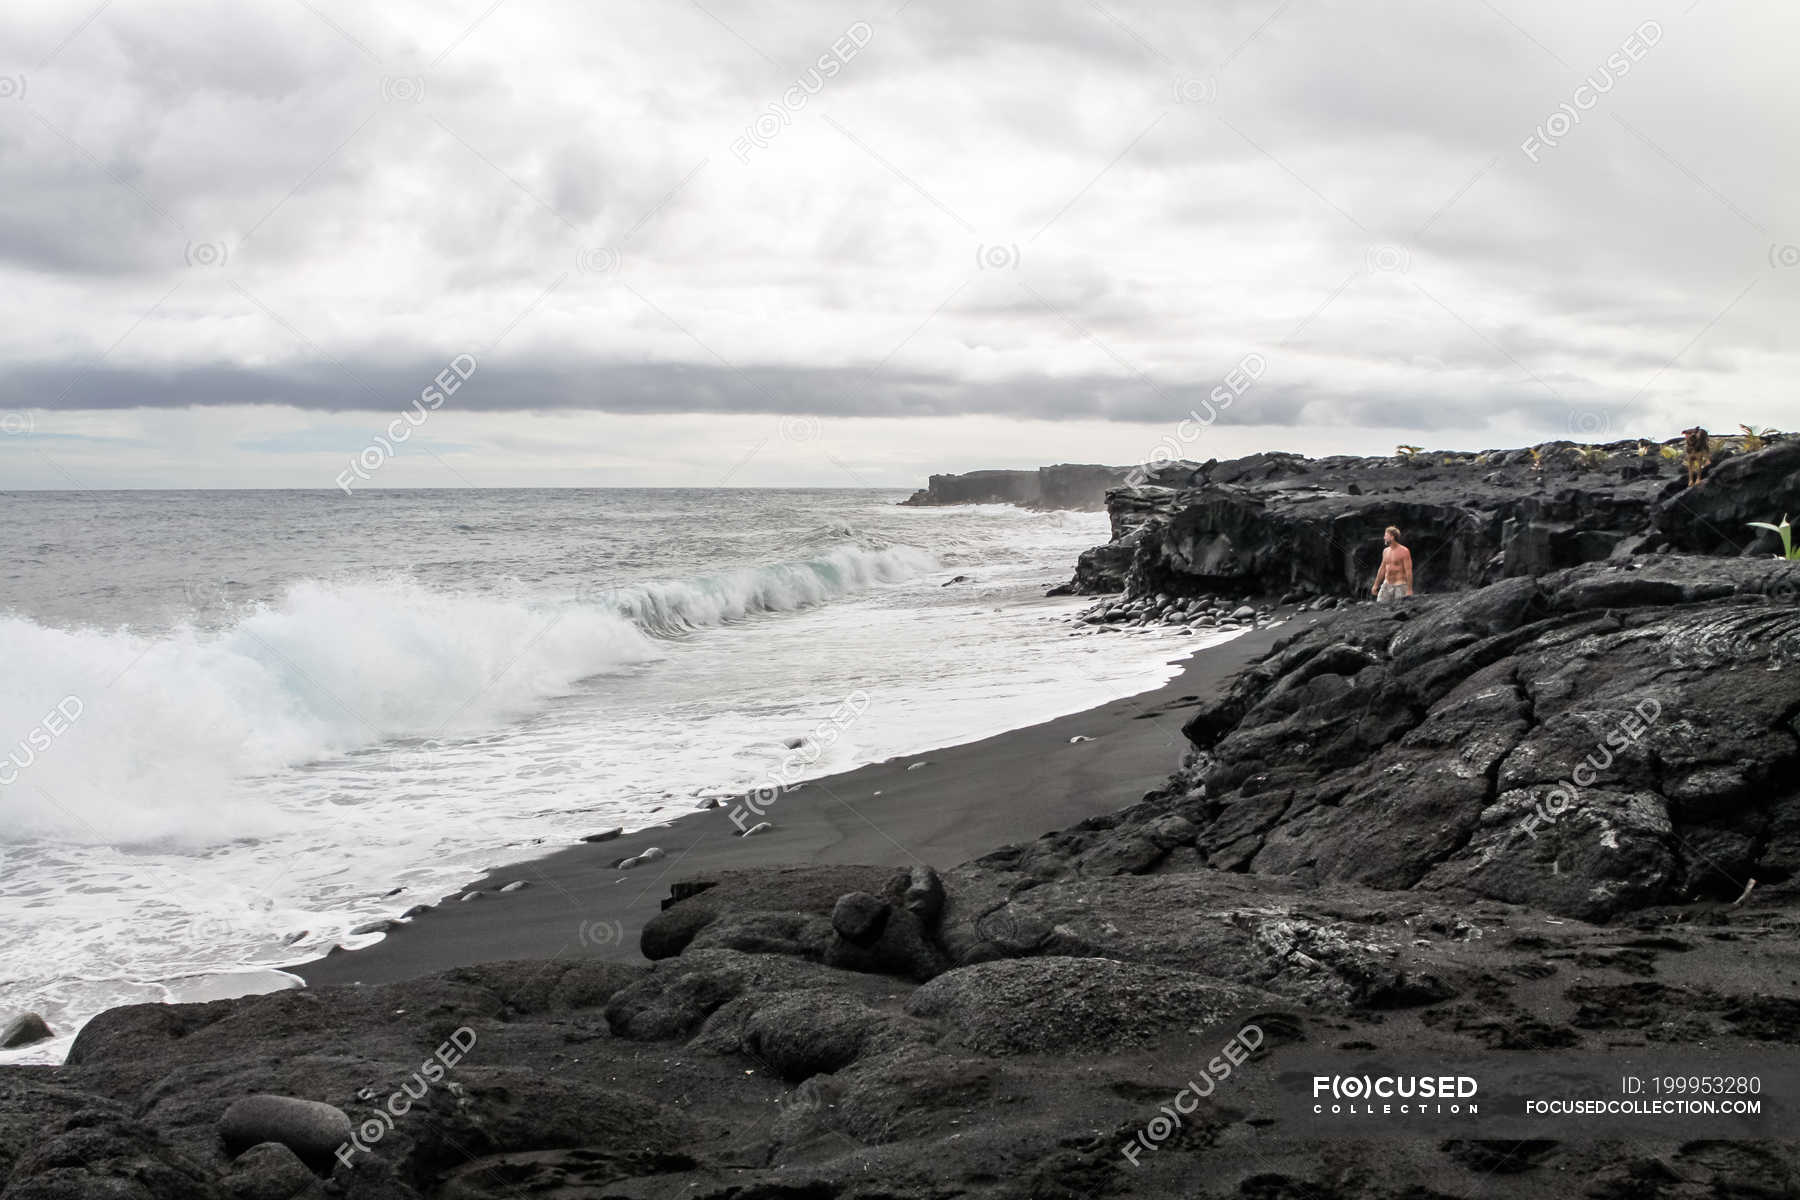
0,0,1793,488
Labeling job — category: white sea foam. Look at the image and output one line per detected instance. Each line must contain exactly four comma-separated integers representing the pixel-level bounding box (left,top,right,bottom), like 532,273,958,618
0,501,1222,1065
0,542,937,847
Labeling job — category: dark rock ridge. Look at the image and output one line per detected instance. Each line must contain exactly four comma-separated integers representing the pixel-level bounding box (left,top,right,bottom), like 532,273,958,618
1169,555,1800,921
900,462,1132,510
4,559,1798,1197
1055,437,1799,598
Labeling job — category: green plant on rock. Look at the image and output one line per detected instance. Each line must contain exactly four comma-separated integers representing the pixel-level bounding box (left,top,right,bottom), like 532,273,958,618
1396,444,1423,460
1658,443,1681,462
1740,424,1780,451
1574,446,1608,468
1748,515,1799,561
1528,447,1544,471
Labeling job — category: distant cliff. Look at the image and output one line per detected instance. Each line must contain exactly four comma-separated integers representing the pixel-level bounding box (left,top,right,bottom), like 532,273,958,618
899,464,1131,510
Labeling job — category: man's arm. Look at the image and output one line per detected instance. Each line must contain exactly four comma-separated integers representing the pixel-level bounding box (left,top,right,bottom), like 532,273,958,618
1371,550,1382,594
1402,548,1414,591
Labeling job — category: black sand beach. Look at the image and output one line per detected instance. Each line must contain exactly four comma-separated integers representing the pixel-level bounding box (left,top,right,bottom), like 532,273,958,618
299,622,1290,988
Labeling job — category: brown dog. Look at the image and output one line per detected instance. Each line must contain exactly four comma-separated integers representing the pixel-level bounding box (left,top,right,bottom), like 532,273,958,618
1682,426,1710,487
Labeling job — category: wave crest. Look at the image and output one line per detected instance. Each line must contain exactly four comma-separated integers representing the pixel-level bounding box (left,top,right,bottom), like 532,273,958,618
0,542,936,846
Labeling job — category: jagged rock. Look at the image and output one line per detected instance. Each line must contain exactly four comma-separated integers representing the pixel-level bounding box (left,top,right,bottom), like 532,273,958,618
1055,441,1696,598
695,989,918,1082
640,866,894,959
904,957,1276,1055
1169,556,1800,919
605,950,866,1041
686,911,834,960
886,864,946,925
6,1110,229,1199
825,905,950,982
222,1141,322,1200
1655,439,1800,554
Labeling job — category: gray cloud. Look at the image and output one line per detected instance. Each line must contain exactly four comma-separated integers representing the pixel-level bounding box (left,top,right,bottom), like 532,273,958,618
0,0,1793,484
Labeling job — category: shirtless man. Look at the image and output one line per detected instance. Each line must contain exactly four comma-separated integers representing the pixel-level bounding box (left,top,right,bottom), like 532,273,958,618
1371,525,1413,601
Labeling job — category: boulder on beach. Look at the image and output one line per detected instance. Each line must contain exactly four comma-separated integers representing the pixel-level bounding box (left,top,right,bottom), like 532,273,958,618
1,1013,52,1049
217,1095,352,1167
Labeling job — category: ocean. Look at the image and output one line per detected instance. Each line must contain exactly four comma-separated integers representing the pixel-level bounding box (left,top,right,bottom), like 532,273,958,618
0,488,1221,1062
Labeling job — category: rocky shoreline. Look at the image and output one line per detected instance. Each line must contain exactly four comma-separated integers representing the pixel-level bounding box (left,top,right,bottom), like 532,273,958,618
1051,436,1798,598
2,439,1797,1199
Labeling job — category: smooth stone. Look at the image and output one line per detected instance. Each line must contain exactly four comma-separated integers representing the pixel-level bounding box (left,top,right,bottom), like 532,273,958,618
218,1094,353,1167
831,892,891,947
1,1012,53,1048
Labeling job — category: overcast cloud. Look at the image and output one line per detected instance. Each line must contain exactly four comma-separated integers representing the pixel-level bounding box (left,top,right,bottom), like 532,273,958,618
0,0,1794,487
